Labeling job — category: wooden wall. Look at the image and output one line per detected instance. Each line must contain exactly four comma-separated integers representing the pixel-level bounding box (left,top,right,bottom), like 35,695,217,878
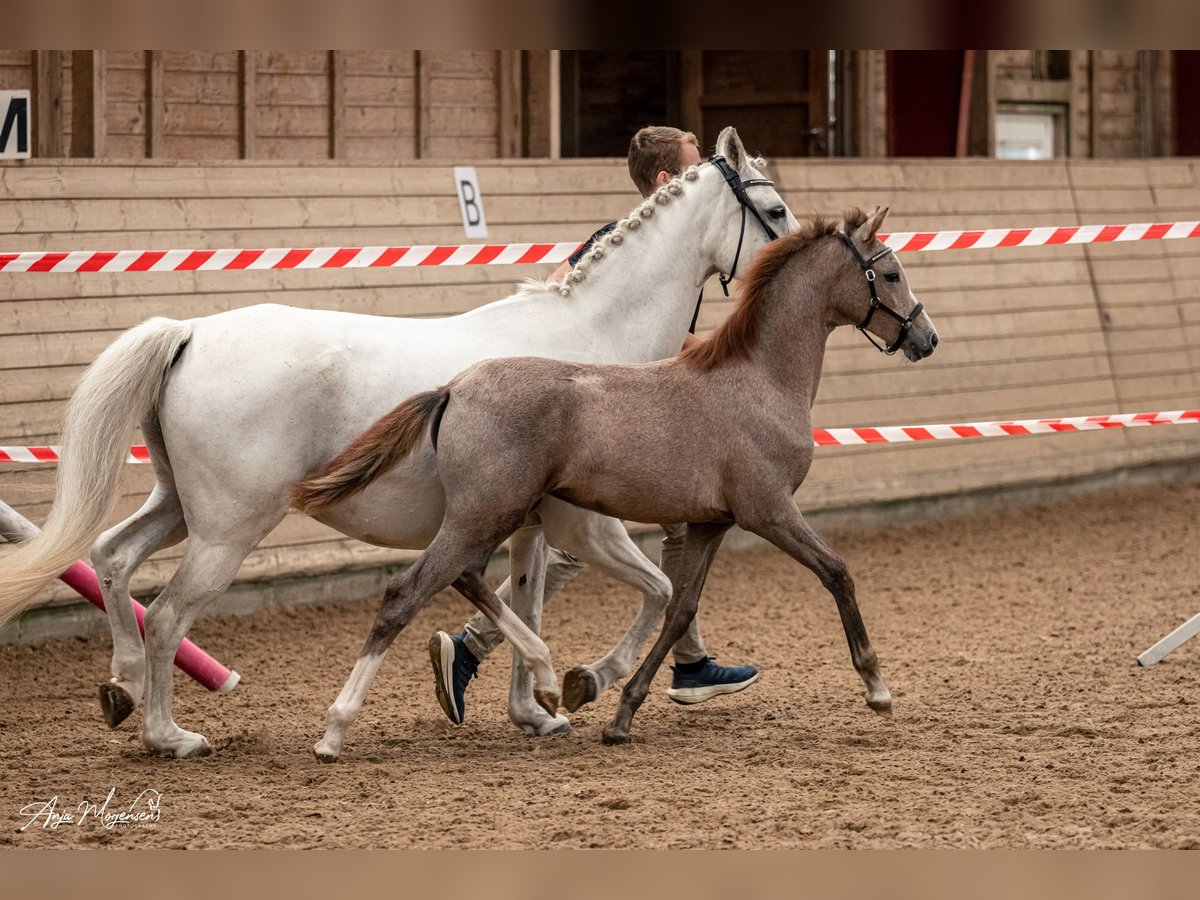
1,157,1198,609
8,51,512,162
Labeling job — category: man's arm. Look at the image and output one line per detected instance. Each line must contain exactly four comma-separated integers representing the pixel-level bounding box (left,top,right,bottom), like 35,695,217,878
549,259,571,284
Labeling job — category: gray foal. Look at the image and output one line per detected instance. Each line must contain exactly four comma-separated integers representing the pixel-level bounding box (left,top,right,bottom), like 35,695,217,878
294,206,938,757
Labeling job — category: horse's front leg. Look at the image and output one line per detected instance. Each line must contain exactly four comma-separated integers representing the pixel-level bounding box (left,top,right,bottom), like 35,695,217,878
505,525,572,735
745,501,891,716
603,521,730,745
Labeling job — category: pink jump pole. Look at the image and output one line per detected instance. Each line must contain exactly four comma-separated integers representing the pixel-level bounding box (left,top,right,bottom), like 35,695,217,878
0,500,239,693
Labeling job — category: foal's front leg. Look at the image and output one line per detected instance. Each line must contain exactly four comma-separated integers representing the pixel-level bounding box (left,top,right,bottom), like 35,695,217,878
746,502,891,715
602,522,731,745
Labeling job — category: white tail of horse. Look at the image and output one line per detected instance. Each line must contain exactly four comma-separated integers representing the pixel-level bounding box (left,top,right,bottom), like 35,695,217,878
0,317,193,624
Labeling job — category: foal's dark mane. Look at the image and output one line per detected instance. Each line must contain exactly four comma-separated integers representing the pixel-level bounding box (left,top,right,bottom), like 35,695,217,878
680,208,870,371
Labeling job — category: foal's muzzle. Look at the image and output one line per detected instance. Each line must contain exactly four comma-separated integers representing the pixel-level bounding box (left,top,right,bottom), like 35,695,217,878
902,328,938,363
837,231,932,358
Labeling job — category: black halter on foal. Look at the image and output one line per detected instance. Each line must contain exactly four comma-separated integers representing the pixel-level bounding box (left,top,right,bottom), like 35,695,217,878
710,154,778,297
837,230,924,355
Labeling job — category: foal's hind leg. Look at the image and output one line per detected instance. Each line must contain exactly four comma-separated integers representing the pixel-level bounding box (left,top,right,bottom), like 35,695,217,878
91,483,187,727
746,503,891,715
538,504,673,713
603,522,730,745
314,528,560,762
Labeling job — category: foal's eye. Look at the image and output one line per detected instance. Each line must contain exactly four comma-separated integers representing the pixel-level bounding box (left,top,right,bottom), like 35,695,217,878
768,206,787,220
883,272,901,283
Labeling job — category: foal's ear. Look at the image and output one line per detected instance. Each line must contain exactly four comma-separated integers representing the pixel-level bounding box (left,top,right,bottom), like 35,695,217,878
852,206,889,244
715,126,745,170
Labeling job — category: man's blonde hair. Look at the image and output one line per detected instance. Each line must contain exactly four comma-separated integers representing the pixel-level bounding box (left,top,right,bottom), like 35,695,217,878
627,126,700,196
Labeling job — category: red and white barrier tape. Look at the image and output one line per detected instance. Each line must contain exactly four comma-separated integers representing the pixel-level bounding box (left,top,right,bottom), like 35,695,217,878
0,242,582,274
812,409,1200,447
3,410,1197,464
2,221,1199,274
880,221,1200,253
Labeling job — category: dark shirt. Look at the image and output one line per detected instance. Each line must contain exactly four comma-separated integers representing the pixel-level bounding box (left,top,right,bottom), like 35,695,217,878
568,221,703,334
567,222,618,267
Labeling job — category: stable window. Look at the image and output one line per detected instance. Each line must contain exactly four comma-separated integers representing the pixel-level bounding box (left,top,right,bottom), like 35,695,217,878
995,105,1066,160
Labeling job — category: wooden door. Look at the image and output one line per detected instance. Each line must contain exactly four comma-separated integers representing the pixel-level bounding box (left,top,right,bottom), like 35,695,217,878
680,51,829,157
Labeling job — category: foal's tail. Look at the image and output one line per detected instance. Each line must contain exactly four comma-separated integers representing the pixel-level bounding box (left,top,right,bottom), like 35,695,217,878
0,318,193,625
292,386,451,517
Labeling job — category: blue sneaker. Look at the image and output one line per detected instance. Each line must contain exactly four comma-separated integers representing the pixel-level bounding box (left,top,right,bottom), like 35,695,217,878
429,630,479,725
666,656,759,705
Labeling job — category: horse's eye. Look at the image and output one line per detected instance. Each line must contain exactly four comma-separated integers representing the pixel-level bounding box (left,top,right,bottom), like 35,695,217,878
884,272,901,283
768,206,787,220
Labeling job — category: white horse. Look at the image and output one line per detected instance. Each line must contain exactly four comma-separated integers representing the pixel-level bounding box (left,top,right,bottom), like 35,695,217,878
0,127,798,758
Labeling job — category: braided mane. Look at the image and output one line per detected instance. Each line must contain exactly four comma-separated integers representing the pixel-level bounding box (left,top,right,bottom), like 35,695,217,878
679,208,870,370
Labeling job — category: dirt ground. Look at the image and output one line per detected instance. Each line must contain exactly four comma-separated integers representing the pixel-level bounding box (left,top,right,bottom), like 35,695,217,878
2,479,1199,849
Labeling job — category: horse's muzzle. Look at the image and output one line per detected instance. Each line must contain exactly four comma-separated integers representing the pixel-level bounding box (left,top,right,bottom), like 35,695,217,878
903,329,938,362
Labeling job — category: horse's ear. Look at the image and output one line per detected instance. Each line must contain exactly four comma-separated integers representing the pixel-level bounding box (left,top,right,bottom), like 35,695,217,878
715,126,745,170
852,206,889,244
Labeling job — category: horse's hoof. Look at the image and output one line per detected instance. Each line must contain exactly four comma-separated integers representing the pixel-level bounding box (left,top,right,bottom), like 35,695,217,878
563,666,600,713
184,741,213,759
601,727,630,746
549,721,573,735
313,750,340,764
98,682,136,728
534,689,559,717
867,694,893,717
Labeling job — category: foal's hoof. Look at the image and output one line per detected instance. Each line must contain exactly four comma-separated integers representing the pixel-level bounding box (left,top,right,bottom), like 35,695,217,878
98,682,136,728
866,692,893,717
313,750,340,764
563,666,600,713
601,726,630,746
534,689,560,717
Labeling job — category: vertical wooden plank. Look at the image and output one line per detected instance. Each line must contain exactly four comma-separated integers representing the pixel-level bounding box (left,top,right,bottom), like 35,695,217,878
145,50,163,158
33,50,63,158
679,50,702,141
497,50,522,158
1139,50,1157,158
70,50,105,158
414,50,430,158
1068,50,1088,158
522,50,550,157
239,50,256,159
329,50,345,159
985,49,997,157
1088,50,1099,158
548,50,560,159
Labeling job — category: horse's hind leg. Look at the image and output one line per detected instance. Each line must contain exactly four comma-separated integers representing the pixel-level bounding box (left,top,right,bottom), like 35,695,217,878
538,504,673,713
141,523,278,758
92,423,187,727
746,502,891,716
603,521,730,745
93,484,186,726
504,525,572,736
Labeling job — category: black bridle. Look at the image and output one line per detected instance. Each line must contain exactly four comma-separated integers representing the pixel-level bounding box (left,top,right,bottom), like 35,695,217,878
836,230,924,355
710,154,778,297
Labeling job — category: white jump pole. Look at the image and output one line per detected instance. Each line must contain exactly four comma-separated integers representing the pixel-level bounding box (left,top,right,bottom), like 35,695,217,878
1137,612,1200,667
